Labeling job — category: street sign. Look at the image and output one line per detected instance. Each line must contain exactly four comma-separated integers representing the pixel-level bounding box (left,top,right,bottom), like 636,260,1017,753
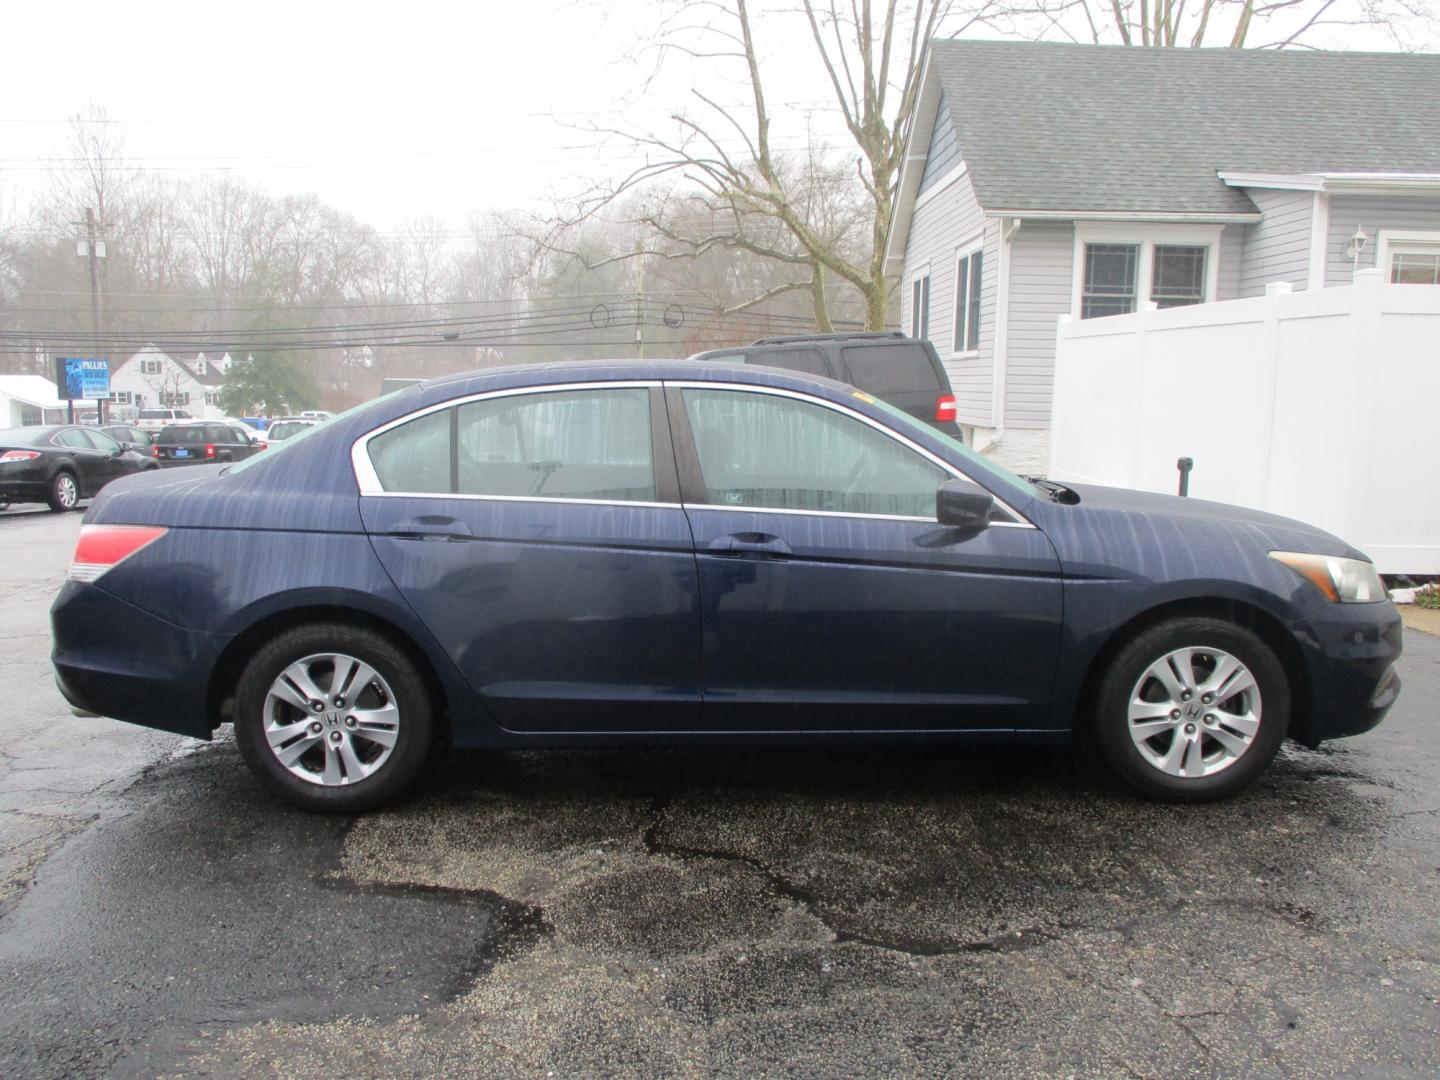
54,358,111,401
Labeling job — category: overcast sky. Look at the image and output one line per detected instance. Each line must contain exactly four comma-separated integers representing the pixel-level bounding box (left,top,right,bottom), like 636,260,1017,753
0,0,1426,236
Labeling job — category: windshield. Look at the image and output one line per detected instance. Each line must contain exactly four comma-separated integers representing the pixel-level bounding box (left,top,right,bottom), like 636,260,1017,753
228,388,412,475
863,395,1041,500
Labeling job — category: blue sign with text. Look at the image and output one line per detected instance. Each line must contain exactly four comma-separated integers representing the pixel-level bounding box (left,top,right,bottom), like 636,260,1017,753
55,358,110,401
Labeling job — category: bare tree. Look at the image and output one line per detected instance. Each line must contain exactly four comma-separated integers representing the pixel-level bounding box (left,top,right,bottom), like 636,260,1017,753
543,0,987,331
1006,0,1435,48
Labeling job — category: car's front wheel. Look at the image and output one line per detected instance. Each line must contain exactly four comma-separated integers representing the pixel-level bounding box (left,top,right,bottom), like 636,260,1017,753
234,623,434,812
1094,616,1289,802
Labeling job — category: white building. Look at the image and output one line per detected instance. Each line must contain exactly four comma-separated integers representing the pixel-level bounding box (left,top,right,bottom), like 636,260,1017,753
0,375,70,427
109,345,231,418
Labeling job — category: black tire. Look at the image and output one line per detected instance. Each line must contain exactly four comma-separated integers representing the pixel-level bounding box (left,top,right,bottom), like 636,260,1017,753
47,470,80,513
233,622,435,812
1094,616,1290,802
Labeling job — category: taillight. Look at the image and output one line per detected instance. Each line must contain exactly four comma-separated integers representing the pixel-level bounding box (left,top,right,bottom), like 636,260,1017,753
0,450,41,463
935,394,957,422
204,444,216,459
69,524,168,583
256,441,268,451
152,445,160,458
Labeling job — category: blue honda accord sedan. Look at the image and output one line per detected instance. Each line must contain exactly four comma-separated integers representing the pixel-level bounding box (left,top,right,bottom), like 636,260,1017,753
51,361,1402,811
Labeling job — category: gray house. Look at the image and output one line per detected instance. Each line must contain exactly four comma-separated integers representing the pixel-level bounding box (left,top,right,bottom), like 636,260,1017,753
886,41,1440,471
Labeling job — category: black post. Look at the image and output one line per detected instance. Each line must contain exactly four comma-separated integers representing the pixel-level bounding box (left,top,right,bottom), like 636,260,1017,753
1177,457,1193,497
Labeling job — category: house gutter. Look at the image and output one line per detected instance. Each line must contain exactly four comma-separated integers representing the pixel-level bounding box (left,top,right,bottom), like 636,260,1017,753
989,216,1021,449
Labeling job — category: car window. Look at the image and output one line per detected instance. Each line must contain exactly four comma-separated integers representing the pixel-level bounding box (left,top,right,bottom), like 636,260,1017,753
457,388,654,502
369,410,453,493
681,389,947,518
54,429,94,449
839,344,941,396
88,429,121,452
748,347,829,378
158,425,206,445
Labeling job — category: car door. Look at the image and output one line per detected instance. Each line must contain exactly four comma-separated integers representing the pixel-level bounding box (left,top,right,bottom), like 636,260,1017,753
79,428,130,485
357,382,702,733
51,429,110,495
667,383,1063,732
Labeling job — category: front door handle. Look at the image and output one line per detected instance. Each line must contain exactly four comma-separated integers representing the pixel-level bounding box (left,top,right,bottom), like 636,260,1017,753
708,532,793,557
386,515,473,542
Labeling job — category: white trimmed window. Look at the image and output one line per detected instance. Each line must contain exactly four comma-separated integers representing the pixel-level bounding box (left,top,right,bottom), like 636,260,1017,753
111,391,131,405
141,358,162,375
910,270,931,339
1378,230,1440,285
1072,224,1222,319
952,243,983,355
204,391,220,406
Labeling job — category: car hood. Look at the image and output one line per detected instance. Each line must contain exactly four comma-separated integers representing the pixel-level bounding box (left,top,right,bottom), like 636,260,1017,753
1051,482,1367,562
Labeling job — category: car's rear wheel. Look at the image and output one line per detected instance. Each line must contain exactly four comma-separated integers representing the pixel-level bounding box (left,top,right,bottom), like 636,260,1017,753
234,623,434,812
48,471,79,512
1094,616,1289,802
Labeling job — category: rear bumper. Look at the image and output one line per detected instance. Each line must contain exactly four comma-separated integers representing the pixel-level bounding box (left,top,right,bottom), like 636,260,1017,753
1292,601,1404,745
51,580,228,739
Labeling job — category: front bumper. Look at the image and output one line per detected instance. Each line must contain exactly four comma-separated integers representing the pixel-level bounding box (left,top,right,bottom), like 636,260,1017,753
51,580,228,739
1292,600,1403,745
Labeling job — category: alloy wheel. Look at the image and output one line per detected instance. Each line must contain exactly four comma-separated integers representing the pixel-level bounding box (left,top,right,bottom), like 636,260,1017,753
55,474,78,509
261,652,401,786
1126,646,1262,779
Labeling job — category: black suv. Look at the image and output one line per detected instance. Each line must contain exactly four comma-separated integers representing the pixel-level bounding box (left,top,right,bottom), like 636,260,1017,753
152,422,264,467
688,332,962,439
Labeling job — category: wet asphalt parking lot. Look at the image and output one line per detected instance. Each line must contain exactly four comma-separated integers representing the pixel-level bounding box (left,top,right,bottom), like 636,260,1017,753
1,508,1437,1079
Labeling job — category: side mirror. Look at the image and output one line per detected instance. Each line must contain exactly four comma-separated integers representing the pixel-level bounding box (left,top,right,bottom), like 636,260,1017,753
936,479,994,530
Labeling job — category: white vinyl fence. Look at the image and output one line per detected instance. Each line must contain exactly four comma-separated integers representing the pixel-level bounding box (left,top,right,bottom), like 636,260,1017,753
1049,269,1440,575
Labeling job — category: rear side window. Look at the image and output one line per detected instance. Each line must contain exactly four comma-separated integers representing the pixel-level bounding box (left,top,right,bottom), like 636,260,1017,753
369,410,452,494
54,429,93,449
747,347,829,378
138,410,168,420
840,344,941,397
367,388,656,503
456,388,654,502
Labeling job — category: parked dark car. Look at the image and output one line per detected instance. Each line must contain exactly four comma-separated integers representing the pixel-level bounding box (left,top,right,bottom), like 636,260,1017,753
99,423,154,452
0,425,158,512
689,331,964,439
52,362,1401,812
150,422,263,467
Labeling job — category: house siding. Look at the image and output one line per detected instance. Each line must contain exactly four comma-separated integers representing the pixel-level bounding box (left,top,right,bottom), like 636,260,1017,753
1325,194,1440,287
1004,221,1073,429
916,92,959,197
1217,224,1244,300
899,163,995,426
1238,189,1313,296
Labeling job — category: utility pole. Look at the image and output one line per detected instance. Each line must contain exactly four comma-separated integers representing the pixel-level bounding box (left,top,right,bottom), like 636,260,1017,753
634,241,646,361
85,208,106,423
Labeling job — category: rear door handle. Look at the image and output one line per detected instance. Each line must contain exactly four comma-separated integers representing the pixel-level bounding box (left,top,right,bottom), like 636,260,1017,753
386,516,473,542
707,532,793,557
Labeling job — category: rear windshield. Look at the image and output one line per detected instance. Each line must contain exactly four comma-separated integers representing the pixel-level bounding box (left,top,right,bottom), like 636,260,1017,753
139,409,188,420
840,344,941,397
157,425,210,444
0,427,51,446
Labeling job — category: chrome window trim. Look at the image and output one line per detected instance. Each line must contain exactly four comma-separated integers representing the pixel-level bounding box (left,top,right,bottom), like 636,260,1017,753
350,376,1035,529
360,490,678,511
666,380,1035,528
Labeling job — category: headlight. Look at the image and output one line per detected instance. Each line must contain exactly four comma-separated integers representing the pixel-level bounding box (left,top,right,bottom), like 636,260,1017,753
1270,551,1386,603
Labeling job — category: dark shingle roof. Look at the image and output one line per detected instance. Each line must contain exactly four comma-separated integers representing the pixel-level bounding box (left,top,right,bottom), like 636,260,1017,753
930,40,1440,214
